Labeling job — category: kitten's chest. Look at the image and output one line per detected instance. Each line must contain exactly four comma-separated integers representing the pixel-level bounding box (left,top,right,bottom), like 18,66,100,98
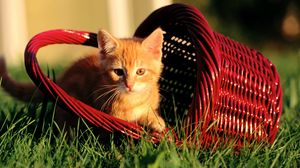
110,95,151,121
113,103,149,122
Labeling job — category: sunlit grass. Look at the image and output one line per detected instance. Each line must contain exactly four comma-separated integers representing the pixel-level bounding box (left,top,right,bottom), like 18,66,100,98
0,52,299,167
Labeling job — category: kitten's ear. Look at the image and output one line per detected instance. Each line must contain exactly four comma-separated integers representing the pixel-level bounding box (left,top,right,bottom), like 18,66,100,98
97,29,119,57
142,28,165,60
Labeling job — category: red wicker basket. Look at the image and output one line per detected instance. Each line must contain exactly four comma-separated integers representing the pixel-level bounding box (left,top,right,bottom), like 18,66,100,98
24,4,282,148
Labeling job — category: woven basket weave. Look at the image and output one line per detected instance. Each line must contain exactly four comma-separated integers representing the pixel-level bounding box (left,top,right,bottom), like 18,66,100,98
24,4,282,147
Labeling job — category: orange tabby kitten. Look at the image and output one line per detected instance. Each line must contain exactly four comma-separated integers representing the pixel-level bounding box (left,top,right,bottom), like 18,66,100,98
0,28,166,132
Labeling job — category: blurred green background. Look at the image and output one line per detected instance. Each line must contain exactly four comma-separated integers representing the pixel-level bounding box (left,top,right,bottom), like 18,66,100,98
176,0,300,49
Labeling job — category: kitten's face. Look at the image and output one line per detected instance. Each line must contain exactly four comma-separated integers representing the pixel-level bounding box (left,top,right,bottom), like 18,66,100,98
97,28,164,94
105,42,162,93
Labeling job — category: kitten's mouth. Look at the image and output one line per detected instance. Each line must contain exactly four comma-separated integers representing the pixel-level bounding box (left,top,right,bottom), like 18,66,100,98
119,83,148,94
124,88,137,94
122,87,146,95
118,86,136,94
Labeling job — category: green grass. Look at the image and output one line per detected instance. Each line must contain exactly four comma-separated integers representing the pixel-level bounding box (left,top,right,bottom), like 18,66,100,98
1,51,300,167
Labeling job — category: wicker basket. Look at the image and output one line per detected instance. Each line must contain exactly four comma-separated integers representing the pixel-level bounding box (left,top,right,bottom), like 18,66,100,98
24,4,282,147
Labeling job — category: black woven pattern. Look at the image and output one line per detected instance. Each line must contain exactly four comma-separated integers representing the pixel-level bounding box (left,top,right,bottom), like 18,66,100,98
159,25,197,125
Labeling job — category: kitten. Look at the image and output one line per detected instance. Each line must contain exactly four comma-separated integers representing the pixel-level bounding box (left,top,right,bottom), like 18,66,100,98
0,28,166,132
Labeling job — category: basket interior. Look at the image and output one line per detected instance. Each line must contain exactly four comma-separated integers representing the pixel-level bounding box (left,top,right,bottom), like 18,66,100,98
159,24,198,126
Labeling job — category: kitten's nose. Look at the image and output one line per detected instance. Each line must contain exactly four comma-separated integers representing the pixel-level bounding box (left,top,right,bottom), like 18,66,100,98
125,81,134,91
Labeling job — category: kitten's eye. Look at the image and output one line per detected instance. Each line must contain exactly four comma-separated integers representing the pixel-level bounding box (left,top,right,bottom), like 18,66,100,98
136,68,146,76
113,68,124,76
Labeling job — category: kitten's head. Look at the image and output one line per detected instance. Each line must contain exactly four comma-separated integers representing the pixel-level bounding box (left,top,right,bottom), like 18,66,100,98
97,28,164,94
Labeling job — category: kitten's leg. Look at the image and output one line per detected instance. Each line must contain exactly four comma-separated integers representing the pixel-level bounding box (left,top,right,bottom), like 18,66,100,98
139,111,166,132
149,115,166,133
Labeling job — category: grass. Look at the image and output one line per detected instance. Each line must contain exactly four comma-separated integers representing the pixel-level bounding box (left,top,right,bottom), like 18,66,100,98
0,50,300,167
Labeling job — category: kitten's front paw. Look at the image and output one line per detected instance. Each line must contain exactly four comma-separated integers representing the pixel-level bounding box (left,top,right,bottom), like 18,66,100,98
149,116,166,133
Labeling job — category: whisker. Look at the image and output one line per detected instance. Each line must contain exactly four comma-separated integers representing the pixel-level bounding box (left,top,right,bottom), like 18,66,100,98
100,90,119,111
158,88,169,101
158,76,166,81
91,85,118,95
108,91,119,107
94,88,118,102
159,87,169,93
159,93,167,101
